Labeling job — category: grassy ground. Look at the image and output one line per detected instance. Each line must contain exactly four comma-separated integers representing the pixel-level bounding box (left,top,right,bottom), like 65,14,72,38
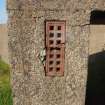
0,59,13,105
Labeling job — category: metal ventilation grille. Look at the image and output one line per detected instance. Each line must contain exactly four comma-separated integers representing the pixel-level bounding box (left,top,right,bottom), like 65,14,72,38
45,21,66,76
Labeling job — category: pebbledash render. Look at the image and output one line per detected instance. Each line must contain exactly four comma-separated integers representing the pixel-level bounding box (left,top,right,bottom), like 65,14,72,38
7,0,105,105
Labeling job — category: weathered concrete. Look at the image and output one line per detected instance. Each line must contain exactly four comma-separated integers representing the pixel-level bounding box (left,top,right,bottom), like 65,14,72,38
89,25,105,55
7,0,105,105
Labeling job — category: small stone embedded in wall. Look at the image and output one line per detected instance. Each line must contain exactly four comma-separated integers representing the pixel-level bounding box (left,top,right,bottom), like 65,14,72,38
39,48,46,66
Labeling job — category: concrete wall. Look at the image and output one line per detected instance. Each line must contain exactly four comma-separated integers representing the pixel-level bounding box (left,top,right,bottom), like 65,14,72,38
7,0,105,105
0,24,9,63
89,25,105,55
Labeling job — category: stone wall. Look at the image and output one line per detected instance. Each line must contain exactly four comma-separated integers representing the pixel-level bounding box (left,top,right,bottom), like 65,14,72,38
7,0,105,105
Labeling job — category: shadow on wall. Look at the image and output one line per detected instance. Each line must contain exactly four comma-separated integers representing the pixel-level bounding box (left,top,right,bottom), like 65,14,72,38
85,51,105,105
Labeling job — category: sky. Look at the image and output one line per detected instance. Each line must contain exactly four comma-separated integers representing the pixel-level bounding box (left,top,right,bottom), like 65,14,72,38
0,0,8,24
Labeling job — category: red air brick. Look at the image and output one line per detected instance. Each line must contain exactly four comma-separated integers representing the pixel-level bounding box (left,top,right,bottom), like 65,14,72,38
45,20,66,76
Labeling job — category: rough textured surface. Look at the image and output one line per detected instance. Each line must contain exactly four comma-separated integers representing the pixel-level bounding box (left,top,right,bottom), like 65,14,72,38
7,0,105,105
89,25,105,55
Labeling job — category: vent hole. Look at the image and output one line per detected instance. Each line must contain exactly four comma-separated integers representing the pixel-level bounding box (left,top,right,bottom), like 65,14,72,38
56,40,61,44
58,26,61,30
57,33,61,37
56,68,60,72
49,67,53,71
50,26,54,30
49,61,53,65
56,61,60,65
57,54,60,58
49,40,54,45
50,47,54,51
56,48,61,50
49,33,54,37
49,54,54,58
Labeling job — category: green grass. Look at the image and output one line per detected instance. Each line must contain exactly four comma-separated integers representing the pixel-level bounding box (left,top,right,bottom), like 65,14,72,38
0,59,13,105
